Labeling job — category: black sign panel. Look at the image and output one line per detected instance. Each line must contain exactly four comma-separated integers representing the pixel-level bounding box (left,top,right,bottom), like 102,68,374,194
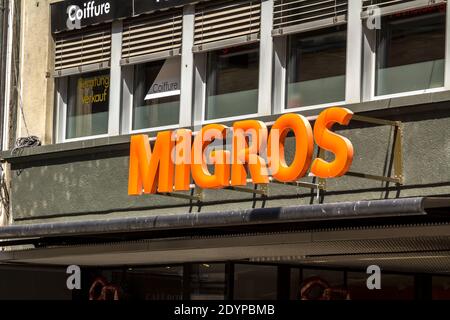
51,0,204,33
51,0,133,33
133,0,199,15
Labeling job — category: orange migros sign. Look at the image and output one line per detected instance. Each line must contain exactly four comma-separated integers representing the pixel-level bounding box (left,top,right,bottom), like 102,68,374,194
128,107,354,195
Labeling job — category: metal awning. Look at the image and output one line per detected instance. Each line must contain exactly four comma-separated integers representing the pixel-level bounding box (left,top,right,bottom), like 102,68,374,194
0,197,449,242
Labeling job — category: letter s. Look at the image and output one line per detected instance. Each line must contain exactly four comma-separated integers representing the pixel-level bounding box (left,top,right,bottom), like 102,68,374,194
311,107,354,178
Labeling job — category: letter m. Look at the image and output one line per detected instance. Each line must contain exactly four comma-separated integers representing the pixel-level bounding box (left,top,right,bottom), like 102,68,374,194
128,133,175,195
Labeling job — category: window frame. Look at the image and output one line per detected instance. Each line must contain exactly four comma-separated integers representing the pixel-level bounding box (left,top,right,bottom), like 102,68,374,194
361,0,449,102
273,0,362,115
121,57,183,135
54,22,121,144
120,5,195,135
192,0,271,126
55,65,113,144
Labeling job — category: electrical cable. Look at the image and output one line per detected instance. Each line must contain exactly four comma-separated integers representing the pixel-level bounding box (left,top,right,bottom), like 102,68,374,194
11,135,41,155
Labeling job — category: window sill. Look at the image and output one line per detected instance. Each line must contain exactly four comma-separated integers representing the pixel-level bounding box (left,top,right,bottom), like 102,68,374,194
2,89,450,163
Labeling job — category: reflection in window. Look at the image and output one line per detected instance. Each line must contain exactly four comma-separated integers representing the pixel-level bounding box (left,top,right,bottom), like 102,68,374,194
133,58,181,130
376,7,445,96
301,269,348,300
234,264,277,300
123,267,183,300
206,44,259,120
287,26,347,109
66,71,110,139
190,264,226,300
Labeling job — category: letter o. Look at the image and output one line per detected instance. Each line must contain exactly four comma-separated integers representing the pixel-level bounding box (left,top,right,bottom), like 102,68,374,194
76,8,83,20
268,114,314,182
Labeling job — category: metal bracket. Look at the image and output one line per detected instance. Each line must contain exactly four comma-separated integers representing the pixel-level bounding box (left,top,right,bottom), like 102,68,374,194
269,178,326,191
226,184,268,196
157,186,204,202
345,114,404,185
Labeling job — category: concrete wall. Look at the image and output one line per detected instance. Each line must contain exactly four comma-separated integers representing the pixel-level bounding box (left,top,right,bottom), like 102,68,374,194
6,102,450,223
18,0,55,144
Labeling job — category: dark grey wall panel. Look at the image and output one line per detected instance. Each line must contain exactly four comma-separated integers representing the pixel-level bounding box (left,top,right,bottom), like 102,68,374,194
9,104,450,222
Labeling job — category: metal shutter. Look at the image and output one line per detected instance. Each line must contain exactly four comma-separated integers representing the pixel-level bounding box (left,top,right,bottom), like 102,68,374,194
362,0,446,18
193,0,261,52
121,9,183,66
273,0,348,37
54,25,111,77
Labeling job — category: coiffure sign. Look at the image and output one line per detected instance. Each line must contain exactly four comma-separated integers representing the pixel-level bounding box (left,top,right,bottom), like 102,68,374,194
128,108,354,195
51,0,202,33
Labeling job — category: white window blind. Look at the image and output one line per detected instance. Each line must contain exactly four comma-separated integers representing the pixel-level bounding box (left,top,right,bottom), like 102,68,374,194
193,0,261,52
54,25,111,77
273,0,348,37
121,9,183,66
362,0,446,18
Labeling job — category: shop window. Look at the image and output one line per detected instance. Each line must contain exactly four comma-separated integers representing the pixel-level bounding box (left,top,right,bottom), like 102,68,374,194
300,269,347,300
432,276,450,300
286,26,347,109
205,44,259,120
0,266,71,300
347,272,414,300
66,70,110,140
375,7,446,96
189,264,226,300
85,267,184,300
234,264,278,300
132,58,181,130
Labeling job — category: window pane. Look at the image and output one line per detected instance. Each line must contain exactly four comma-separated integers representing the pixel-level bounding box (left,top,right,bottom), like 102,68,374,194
122,267,183,300
133,58,180,130
234,264,277,300
287,26,346,109
432,276,450,300
66,71,110,139
347,272,414,300
376,8,445,96
206,44,259,120
190,264,226,300
301,269,348,300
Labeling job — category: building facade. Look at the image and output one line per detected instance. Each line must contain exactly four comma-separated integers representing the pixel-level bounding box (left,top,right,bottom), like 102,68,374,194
0,0,449,300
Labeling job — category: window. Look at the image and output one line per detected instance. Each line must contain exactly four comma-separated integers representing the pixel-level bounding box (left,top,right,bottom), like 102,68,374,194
66,70,110,140
132,58,181,130
375,7,446,96
54,24,112,142
286,26,347,109
189,264,226,300
234,264,278,300
347,272,414,300
432,276,450,300
205,44,259,120
124,267,184,300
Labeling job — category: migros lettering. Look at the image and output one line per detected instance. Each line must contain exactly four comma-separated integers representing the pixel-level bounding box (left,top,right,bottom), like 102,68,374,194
128,107,354,195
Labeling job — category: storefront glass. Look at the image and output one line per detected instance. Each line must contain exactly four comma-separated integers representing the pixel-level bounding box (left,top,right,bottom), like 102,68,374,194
189,264,226,300
66,70,110,139
132,58,181,130
233,264,278,300
206,44,259,120
286,26,347,109
347,272,414,300
432,276,450,300
376,7,446,96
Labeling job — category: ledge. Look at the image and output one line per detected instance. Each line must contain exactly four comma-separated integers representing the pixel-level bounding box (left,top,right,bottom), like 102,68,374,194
0,197,446,241
2,90,450,163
